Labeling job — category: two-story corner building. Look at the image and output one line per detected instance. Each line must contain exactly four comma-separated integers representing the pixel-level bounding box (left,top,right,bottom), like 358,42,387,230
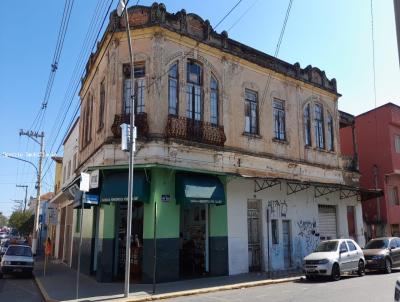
48,117,80,268
341,103,400,239
73,3,366,283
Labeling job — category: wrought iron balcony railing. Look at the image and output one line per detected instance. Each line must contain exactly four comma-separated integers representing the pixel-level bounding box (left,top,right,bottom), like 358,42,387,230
111,113,149,139
165,115,226,146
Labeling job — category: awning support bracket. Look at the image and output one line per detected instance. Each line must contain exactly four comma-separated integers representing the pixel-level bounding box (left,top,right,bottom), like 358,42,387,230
314,185,340,198
254,179,281,193
340,188,360,200
287,182,310,195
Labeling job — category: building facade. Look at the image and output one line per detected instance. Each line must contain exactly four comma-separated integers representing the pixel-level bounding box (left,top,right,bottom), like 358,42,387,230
341,103,400,239
67,3,368,282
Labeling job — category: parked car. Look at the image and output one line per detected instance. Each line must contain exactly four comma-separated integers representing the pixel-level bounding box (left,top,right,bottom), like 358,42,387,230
0,245,34,278
364,237,400,273
303,239,365,281
0,240,10,258
395,277,400,301
0,232,8,244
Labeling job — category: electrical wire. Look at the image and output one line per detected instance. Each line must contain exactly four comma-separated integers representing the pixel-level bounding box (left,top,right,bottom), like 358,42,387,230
214,0,243,30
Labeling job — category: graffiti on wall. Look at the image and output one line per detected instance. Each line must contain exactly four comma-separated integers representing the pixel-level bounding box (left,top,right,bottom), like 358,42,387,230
293,219,320,267
267,200,288,218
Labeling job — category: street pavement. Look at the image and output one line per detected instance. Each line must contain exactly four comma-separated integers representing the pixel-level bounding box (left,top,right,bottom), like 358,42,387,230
162,270,400,302
0,275,43,302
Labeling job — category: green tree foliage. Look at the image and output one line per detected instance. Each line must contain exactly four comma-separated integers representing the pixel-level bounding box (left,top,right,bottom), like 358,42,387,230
8,211,34,235
0,212,7,227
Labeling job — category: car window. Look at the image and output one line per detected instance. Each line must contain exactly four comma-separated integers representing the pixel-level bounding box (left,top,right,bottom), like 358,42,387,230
315,241,339,252
340,242,348,253
390,239,397,249
365,239,389,249
5,246,32,257
347,241,357,251
395,239,400,248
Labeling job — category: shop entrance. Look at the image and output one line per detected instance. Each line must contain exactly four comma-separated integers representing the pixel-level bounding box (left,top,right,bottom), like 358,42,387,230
180,203,209,278
116,202,144,281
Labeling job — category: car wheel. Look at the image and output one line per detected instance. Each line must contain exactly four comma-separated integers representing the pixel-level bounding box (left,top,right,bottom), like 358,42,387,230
357,260,365,276
331,263,341,281
384,258,392,274
305,274,314,281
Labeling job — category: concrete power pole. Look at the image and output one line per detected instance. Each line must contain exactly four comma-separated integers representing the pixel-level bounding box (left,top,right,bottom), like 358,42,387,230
19,130,44,255
16,185,28,212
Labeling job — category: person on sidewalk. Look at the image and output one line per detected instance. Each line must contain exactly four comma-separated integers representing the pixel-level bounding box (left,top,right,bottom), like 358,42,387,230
44,237,52,276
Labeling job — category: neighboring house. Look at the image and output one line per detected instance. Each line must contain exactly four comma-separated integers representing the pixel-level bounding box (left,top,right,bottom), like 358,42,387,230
341,103,400,239
69,4,375,282
48,118,79,267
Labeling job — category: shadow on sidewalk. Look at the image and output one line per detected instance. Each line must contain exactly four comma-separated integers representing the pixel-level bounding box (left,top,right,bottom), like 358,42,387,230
34,258,301,302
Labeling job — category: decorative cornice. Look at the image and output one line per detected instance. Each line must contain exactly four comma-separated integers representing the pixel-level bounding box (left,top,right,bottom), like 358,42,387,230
81,2,339,96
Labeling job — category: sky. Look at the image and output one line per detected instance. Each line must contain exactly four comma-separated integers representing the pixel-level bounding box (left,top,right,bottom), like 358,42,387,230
0,0,399,217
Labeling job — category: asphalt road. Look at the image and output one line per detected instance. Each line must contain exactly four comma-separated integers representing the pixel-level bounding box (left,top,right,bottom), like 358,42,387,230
0,275,43,302
163,270,400,302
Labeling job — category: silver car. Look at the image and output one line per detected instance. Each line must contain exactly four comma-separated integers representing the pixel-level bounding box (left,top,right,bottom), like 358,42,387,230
303,239,365,281
0,245,34,278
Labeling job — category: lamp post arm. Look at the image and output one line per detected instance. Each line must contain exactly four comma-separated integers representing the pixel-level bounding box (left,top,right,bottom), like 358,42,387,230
3,155,39,175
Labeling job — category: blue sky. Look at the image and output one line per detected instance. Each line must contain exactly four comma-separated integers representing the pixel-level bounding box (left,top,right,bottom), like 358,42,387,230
0,0,399,217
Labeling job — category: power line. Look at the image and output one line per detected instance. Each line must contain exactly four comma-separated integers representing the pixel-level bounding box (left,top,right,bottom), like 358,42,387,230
227,0,260,32
214,0,243,30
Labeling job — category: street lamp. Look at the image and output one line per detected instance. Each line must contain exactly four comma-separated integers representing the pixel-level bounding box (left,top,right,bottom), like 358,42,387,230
117,0,136,298
2,153,41,254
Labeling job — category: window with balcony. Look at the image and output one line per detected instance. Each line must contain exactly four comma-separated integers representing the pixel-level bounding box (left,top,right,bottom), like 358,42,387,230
327,113,334,151
304,103,311,146
389,186,399,205
186,60,203,121
123,64,145,114
244,89,258,135
395,135,400,153
168,62,179,115
273,99,286,140
210,75,218,125
315,103,325,149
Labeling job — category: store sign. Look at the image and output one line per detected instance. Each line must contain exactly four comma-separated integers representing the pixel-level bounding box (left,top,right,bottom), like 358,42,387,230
85,194,99,205
80,172,90,192
90,170,99,189
161,194,170,202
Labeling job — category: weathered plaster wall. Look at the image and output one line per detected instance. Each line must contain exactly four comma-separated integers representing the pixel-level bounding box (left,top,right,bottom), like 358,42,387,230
227,178,364,275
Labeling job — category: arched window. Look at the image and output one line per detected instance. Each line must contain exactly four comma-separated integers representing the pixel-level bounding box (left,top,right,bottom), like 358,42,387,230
304,103,311,146
186,60,203,121
210,75,218,125
314,103,325,149
168,62,179,115
327,113,334,151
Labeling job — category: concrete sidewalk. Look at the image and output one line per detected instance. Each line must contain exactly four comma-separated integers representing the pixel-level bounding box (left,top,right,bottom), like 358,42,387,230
34,259,302,302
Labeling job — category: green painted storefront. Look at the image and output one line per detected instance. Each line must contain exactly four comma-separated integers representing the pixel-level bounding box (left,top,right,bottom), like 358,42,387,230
94,166,228,282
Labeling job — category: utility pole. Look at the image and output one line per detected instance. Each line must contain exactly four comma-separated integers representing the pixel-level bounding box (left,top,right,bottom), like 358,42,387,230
394,0,400,66
117,0,136,297
16,185,28,212
19,129,44,255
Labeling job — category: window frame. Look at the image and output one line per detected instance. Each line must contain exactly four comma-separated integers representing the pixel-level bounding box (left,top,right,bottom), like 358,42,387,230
395,135,400,153
210,74,219,125
185,60,203,121
327,112,334,151
98,79,106,130
168,62,179,116
123,63,146,115
314,103,325,149
244,89,259,135
304,103,312,147
273,99,286,141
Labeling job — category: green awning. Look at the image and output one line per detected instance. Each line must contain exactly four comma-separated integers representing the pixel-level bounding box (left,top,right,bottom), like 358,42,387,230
100,170,150,203
175,173,225,205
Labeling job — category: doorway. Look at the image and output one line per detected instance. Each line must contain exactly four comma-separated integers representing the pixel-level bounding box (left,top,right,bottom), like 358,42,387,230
116,202,144,281
282,220,291,269
180,204,208,278
247,200,262,272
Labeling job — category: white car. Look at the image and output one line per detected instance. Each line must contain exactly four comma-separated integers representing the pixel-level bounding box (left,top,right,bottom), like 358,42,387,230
303,239,365,281
0,245,34,278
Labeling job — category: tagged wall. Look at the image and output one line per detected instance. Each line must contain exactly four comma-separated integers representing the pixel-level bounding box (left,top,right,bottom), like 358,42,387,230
227,177,364,275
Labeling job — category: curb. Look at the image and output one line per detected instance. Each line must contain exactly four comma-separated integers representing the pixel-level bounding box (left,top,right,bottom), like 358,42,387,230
34,273,58,302
33,273,301,302
122,276,301,302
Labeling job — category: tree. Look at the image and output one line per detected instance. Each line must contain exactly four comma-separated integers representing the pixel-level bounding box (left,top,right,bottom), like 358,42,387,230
0,212,7,227
8,211,34,235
